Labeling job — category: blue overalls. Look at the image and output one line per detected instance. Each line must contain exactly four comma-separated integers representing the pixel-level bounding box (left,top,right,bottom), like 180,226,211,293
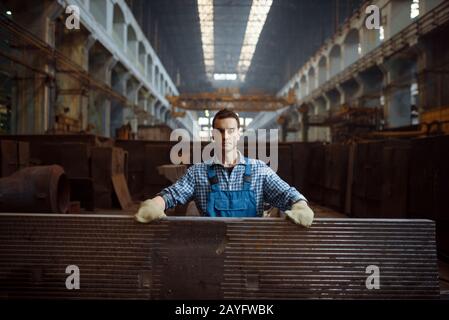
206,158,258,217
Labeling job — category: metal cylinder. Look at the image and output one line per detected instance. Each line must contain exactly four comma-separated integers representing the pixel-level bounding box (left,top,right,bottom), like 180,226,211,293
0,165,70,213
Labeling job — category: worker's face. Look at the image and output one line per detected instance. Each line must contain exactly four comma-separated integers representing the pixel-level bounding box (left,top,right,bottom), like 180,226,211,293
213,118,241,152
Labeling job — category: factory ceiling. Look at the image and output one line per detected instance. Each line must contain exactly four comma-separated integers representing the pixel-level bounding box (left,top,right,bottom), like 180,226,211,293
127,0,364,95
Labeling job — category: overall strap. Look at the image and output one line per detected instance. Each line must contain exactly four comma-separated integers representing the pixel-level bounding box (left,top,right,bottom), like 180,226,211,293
243,158,252,190
207,165,220,191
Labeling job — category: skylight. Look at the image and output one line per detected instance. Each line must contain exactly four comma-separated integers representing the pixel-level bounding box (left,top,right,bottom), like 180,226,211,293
410,0,420,19
197,0,214,78
237,0,273,81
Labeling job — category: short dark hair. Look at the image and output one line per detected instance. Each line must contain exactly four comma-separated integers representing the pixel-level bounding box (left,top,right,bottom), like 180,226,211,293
212,109,240,128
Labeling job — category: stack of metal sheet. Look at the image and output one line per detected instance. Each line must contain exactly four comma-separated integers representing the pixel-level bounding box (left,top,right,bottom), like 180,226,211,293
0,215,440,299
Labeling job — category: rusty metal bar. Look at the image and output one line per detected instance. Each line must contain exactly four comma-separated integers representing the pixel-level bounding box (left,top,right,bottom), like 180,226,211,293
0,50,53,79
0,215,439,299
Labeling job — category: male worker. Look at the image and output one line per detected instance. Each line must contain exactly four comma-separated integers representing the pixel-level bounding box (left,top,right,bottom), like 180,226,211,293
135,108,314,227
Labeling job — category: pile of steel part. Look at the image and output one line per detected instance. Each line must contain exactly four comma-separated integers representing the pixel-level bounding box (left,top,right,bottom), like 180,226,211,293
420,106,449,135
328,106,384,143
0,215,439,299
0,135,132,211
0,165,69,213
0,133,448,259
352,107,449,140
137,124,173,141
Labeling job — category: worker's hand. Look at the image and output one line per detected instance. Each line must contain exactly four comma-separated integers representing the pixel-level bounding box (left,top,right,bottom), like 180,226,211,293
135,197,166,223
284,201,314,228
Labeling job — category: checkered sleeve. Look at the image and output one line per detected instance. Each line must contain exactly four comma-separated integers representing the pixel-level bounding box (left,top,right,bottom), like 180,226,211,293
158,165,196,210
262,163,307,211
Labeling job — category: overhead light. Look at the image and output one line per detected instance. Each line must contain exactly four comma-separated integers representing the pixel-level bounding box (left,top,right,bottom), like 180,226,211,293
213,73,237,81
6,10,12,15
237,0,273,81
197,0,214,78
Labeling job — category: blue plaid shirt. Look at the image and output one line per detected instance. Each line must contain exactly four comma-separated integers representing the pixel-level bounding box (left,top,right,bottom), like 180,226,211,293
159,151,307,216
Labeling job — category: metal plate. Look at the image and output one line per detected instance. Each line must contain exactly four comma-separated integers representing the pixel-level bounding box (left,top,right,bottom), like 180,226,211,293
0,215,439,299
0,140,18,177
39,143,90,178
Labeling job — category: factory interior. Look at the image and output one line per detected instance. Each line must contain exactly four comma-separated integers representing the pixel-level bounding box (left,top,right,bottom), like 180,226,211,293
0,0,449,301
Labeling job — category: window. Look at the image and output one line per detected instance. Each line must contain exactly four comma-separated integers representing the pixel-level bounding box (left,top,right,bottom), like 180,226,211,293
197,0,214,78
199,117,209,125
237,0,273,81
213,73,237,81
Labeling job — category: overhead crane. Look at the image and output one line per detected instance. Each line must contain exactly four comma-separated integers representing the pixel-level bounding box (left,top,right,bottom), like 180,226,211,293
166,89,296,114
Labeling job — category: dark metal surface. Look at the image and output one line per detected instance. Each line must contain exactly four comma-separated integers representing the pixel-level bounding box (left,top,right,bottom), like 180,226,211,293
222,218,439,299
0,140,28,177
18,141,29,171
143,143,176,199
69,178,95,211
39,143,91,178
0,165,70,213
115,140,145,200
350,140,411,218
91,147,128,209
322,144,348,212
0,135,111,165
380,141,410,218
0,215,439,299
0,140,18,177
115,140,176,201
307,144,326,203
408,135,449,259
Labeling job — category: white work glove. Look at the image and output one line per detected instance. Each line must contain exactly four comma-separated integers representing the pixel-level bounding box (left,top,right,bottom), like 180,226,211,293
284,201,314,228
135,198,166,223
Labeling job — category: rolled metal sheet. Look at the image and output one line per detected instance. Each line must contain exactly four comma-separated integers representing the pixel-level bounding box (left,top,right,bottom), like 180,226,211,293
0,215,439,299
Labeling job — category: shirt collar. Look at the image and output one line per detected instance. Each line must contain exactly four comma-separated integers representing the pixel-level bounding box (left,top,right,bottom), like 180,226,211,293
204,150,246,166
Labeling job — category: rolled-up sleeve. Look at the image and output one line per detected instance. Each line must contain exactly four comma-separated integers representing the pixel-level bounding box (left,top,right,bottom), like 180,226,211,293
159,166,196,209
262,164,307,211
